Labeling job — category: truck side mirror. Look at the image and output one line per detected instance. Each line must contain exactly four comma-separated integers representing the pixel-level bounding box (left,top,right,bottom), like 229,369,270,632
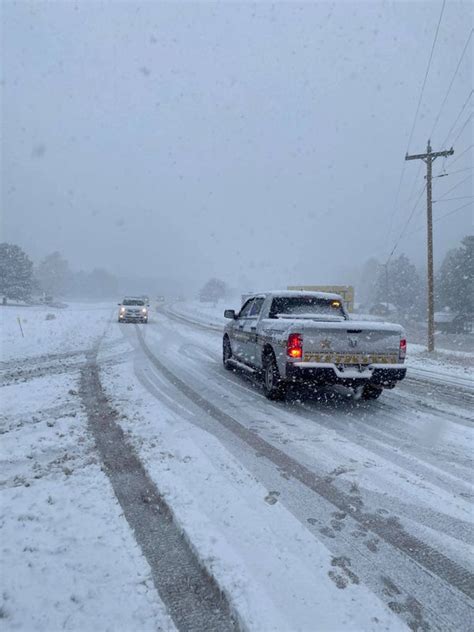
224,309,236,319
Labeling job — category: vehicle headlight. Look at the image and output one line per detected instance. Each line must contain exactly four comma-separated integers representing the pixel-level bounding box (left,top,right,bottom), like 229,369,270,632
142,308,147,313
120,307,125,312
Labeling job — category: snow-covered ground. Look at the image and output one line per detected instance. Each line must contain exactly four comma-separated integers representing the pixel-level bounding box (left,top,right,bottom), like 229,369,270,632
2,301,473,631
0,304,174,631
0,302,113,362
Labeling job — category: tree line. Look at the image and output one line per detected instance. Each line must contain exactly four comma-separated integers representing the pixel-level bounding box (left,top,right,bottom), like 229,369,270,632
0,244,118,302
358,235,473,317
1,238,472,314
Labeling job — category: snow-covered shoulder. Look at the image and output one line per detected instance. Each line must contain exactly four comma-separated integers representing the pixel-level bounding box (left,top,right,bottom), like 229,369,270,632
0,302,114,363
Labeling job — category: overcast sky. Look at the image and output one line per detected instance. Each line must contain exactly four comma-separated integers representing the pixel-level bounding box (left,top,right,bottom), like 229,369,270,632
2,1,472,293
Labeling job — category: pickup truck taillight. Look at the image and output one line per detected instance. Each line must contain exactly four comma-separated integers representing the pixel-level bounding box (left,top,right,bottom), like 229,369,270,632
287,333,303,359
399,338,407,360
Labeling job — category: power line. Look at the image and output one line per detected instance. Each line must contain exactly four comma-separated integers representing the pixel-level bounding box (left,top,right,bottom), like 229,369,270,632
434,174,472,201
434,196,474,203
405,200,472,238
440,88,473,147
448,143,473,168
386,184,426,262
451,113,473,146
406,0,447,152
400,155,437,230
384,166,408,245
385,0,447,250
403,161,425,213
387,23,471,263
430,28,473,139
385,167,427,255
384,151,423,253
434,200,473,222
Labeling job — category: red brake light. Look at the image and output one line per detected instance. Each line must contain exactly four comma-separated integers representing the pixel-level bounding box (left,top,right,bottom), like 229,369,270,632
399,338,407,360
287,333,303,359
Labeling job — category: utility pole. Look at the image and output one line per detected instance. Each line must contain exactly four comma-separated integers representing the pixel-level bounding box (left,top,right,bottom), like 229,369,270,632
405,140,454,352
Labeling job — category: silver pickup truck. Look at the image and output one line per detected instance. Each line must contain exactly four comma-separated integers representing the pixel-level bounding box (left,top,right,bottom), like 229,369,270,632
223,291,406,400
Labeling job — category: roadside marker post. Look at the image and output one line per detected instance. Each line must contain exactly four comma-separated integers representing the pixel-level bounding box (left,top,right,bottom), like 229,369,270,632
17,316,24,338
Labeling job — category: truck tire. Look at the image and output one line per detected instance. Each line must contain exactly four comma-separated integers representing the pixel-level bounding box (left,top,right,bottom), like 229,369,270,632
263,352,286,401
362,384,383,400
223,336,233,370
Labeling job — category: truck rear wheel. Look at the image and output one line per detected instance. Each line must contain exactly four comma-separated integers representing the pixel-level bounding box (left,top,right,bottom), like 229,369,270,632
362,384,383,400
263,353,286,401
223,336,233,370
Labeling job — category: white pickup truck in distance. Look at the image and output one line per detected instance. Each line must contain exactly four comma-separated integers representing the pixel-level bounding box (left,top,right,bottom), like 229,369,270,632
223,291,407,400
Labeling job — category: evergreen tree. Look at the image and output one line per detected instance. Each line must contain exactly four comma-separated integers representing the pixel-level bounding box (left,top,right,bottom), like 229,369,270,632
86,268,119,298
36,252,71,297
358,257,380,306
437,236,473,314
0,243,34,302
199,278,227,304
374,254,422,315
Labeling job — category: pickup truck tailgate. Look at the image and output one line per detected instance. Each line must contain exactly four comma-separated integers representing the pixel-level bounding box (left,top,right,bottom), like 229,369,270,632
301,321,402,364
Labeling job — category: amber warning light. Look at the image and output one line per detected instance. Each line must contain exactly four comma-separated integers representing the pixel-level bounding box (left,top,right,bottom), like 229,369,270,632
287,333,303,359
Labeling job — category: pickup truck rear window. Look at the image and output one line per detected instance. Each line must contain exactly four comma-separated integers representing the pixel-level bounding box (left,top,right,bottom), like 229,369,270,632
269,297,346,320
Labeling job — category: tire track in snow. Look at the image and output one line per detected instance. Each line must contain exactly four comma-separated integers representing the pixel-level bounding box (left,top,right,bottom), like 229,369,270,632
80,345,240,632
196,357,473,502
0,340,127,386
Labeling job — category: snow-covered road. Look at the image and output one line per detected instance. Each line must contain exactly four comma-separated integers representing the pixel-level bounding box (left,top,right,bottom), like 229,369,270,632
105,305,472,631
2,302,473,631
